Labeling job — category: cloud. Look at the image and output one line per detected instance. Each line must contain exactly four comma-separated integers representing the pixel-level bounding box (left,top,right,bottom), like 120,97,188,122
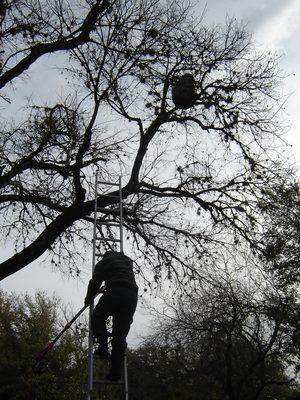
244,0,295,29
197,0,296,29
253,0,300,50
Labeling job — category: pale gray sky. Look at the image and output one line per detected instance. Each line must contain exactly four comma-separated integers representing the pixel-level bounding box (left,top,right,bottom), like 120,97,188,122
1,0,300,346
199,0,300,164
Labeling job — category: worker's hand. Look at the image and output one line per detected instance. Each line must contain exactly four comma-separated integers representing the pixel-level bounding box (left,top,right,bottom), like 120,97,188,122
98,285,106,294
84,297,91,307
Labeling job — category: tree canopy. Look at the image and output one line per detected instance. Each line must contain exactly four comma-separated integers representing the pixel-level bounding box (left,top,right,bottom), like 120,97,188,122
0,0,292,286
259,180,300,291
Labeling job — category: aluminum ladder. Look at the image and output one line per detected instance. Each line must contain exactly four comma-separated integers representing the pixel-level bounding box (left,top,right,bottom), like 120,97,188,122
87,172,129,400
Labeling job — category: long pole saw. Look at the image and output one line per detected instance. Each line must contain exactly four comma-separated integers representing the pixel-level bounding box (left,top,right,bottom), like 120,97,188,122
33,287,105,373
33,304,88,373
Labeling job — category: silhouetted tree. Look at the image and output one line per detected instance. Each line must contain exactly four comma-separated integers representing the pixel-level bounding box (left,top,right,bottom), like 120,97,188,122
0,0,111,90
140,278,299,400
0,0,289,285
259,180,300,290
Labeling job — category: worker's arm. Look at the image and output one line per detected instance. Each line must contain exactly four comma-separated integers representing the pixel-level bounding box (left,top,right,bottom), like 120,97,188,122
84,260,106,306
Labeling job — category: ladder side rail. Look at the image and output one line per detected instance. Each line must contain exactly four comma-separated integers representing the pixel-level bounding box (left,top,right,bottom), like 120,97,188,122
124,353,129,400
118,176,129,400
87,170,100,399
119,176,124,253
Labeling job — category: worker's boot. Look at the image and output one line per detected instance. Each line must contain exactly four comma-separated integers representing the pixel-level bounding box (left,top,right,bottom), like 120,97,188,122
106,350,122,381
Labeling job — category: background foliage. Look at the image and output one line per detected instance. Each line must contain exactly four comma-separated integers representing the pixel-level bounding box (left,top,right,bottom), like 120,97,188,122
0,290,87,400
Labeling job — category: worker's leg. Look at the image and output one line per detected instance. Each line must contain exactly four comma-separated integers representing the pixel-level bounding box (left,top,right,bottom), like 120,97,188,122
92,293,112,354
110,313,131,378
109,288,138,379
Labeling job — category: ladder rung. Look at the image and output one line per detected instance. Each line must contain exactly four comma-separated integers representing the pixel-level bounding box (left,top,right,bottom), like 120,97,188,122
96,218,116,222
98,180,119,186
97,208,120,214
96,237,120,242
93,355,110,360
93,379,124,385
98,194,120,199
96,222,120,227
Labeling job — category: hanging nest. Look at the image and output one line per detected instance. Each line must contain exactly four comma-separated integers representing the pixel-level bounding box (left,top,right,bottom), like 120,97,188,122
172,74,197,109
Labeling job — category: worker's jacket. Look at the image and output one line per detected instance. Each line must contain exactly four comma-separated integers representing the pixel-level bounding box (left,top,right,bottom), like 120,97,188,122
85,251,138,305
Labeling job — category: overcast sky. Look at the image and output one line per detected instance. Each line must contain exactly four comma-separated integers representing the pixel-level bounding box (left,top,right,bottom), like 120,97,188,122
201,0,300,162
1,0,300,346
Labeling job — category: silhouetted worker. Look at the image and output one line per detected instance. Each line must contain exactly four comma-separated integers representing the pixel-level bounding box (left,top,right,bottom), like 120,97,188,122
84,250,138,381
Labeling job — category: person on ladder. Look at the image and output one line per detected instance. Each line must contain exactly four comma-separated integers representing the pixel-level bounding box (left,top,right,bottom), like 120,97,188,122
84,250,138,381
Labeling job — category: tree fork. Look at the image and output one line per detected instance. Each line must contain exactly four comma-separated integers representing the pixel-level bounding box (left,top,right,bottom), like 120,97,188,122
0,176,142,280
